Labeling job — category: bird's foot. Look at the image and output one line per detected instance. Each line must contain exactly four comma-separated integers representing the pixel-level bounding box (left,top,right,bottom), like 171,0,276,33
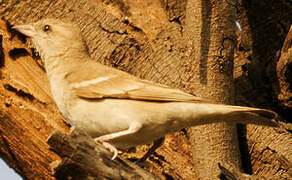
96,139,118,160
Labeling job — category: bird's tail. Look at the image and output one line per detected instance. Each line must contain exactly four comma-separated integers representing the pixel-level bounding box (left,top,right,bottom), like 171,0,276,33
178,103,279,127
216,105,278,127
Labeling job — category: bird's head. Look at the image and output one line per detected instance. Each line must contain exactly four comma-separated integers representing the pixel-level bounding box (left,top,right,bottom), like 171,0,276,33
13,19,88,60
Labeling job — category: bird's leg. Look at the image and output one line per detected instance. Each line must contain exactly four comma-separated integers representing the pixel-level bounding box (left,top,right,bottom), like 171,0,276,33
137,137,165,162
95,122,142,160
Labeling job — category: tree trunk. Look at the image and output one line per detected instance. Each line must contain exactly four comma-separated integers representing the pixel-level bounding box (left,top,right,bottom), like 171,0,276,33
185,0,241,178
0,0,291,179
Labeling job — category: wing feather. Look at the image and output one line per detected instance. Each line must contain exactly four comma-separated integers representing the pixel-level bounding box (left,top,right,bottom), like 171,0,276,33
66,61,208,102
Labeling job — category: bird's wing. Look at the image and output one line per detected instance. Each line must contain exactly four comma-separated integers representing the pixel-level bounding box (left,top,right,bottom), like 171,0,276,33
66,61,209,102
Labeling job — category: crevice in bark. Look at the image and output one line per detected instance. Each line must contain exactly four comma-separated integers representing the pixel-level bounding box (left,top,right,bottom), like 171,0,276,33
237,125,253,175
199,0,211,85
3,84,46,105
0,35,4,68
98,23,128,35
8,48,30,60
121,19,144,33
3,84,35,101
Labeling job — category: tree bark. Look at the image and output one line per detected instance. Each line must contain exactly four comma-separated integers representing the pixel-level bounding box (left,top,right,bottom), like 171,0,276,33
47,129,159,180
0,0,291,179
185,0,240,178
276,26,292,113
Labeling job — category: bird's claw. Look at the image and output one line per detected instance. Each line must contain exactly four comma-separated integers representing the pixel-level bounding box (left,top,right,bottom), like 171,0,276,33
96,139,118,160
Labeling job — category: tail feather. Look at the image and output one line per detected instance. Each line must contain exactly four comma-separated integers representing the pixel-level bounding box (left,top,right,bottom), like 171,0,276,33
217,105,279,127
184,104,279,127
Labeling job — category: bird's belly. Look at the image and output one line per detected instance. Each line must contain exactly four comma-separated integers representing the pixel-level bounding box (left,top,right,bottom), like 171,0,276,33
108,126,168,149
68,99,182,149
68,99,133,138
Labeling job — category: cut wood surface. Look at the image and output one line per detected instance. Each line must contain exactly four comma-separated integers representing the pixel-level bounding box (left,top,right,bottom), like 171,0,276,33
0,0,291,179
47,130,159,180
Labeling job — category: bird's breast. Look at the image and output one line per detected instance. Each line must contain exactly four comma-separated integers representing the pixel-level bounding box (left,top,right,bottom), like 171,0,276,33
49,74,74,120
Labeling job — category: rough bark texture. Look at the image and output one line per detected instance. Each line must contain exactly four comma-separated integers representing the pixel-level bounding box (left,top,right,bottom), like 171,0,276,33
276,26,292,113
0,0,291,179
185,0,240,178
47,130,159,180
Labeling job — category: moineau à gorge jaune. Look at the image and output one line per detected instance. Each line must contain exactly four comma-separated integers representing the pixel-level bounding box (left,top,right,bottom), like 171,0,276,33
13,19,278,160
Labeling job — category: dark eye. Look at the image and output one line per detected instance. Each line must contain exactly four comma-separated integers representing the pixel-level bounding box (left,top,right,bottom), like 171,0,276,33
43,25,50,32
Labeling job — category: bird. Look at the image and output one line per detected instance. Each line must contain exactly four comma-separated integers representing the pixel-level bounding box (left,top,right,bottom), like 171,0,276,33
13,19,278,160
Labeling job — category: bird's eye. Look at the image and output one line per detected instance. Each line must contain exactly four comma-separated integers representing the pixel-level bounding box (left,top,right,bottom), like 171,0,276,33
43,25,50,32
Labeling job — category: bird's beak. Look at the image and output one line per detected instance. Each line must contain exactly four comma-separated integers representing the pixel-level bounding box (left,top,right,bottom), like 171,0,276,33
12,24,37,37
